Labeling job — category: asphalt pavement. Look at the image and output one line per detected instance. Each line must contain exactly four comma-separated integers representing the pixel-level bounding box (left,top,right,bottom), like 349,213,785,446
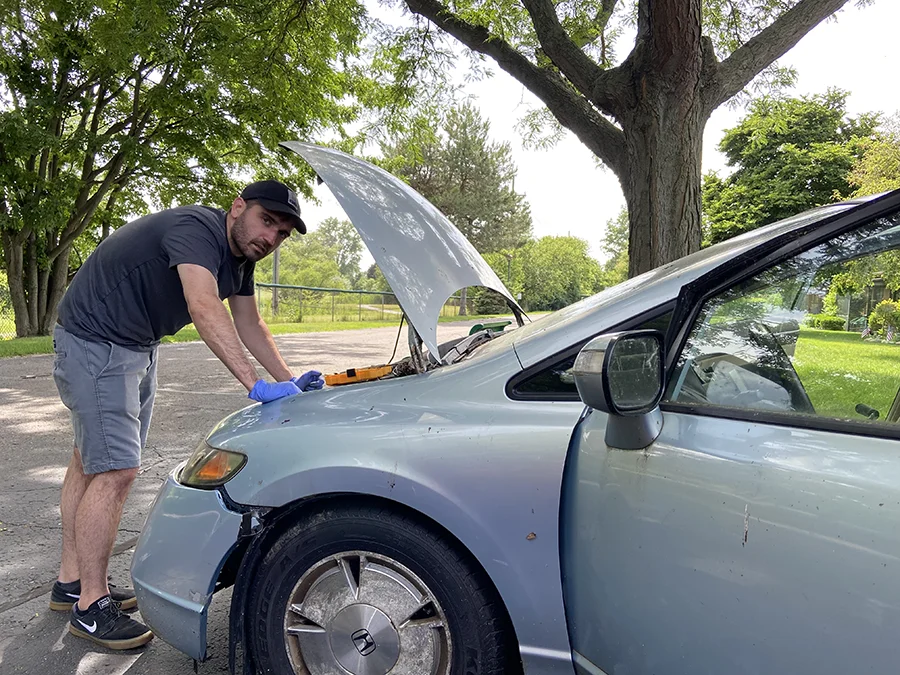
0,321,477,674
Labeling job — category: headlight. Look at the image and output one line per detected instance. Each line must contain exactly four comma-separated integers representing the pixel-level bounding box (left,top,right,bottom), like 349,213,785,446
179,440,247,488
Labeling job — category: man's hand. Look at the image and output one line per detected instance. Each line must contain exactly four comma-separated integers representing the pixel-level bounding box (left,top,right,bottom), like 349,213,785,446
248,380,302,403
292,370,324,391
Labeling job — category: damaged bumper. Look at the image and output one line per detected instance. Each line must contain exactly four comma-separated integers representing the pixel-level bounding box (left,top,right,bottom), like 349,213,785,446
131,464,243,661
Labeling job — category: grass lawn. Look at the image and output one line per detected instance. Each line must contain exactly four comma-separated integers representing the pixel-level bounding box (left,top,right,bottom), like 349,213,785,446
793,328,900,420
0,336,55,358
0,313,518,358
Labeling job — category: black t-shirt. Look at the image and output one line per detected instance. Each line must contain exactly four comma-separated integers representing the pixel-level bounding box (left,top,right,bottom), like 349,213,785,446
57,205,255,351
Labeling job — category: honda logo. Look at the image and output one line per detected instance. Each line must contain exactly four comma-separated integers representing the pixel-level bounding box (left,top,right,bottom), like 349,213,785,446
351,629,377,656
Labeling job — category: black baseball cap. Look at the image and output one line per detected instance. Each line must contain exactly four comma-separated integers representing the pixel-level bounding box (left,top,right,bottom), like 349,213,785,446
240,180,307,234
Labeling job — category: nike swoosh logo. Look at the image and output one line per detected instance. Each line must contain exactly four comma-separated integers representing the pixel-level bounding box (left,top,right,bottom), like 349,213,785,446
77,619,97,634
65,592,80,599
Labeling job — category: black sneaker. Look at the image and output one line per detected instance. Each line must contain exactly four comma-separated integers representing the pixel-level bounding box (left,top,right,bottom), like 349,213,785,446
68,595,153,650
51,579,137,611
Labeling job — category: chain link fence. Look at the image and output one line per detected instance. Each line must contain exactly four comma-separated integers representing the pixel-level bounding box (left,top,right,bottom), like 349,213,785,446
0,282,471,341
256,283,465,324
0,283,15,339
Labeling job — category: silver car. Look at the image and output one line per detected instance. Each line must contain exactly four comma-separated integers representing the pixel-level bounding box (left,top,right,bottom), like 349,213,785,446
132,144,900,675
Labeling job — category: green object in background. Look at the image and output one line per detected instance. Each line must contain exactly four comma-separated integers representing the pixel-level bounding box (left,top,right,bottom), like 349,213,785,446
469,320,512,335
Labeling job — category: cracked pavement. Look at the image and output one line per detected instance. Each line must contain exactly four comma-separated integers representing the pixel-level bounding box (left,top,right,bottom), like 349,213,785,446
0,321,476,674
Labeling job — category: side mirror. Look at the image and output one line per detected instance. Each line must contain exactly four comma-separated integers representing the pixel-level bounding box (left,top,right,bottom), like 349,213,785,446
572,330,665,449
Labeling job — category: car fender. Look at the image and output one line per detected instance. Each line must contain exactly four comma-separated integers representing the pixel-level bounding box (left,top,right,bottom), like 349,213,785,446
219,413,578,672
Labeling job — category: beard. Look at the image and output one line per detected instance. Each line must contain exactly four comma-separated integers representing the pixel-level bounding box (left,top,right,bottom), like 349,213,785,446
230,212,271,262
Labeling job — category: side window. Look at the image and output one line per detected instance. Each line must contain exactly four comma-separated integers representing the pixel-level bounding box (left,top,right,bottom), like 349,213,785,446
514,310,673,398
666,211,900,427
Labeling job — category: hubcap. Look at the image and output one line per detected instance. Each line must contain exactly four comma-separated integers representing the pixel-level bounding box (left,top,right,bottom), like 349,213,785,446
330,604,399,674
283,552,451,675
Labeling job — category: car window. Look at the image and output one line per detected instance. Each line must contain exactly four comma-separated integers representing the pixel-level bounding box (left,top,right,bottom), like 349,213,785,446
666,211,900,427
514,311,673,398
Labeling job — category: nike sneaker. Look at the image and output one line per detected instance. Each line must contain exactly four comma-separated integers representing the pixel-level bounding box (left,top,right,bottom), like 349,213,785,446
50,579,137,611
68,595,153,650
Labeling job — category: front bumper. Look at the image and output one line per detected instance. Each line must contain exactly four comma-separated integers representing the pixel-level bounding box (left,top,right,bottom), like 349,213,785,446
131,464,243,661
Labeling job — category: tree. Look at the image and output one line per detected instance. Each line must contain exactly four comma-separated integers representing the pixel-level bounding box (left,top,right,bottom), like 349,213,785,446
702,90,878,244
360,263,392,293
396,0,870,277
256,236,349,290
382,102,533,313
382,103,533,252
850,114,900,196
472,237,602,312
472,248,525,313
310,217,365,283
599,208,629,287
438,105,533,252
521,236,601,310
0,0,382,336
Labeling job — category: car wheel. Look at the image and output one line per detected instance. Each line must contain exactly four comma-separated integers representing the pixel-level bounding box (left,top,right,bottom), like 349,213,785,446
248,503,514,675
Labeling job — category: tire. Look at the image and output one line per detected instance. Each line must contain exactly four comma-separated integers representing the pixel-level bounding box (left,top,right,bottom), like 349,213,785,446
247,502,514,675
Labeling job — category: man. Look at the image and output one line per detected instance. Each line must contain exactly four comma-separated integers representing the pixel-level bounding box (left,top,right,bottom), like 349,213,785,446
48,180,324,650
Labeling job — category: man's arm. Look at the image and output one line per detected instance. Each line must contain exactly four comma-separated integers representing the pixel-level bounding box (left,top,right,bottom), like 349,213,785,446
228,294,293,382
177,264,260,391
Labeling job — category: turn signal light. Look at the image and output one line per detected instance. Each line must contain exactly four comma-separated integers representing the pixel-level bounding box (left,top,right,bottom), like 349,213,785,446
179,441,247,488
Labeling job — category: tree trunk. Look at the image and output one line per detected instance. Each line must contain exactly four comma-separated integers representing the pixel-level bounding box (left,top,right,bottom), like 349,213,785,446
40,248,71,333
619,0,706,277
2,232,30,337
3,231,72,337
621,103,706,277
459,286,468,316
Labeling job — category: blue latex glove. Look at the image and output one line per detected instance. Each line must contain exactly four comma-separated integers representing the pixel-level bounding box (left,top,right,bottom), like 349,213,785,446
292,370,324,391
248,379,302,403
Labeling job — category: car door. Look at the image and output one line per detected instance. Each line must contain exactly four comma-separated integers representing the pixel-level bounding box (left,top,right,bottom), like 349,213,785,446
561,201,900,675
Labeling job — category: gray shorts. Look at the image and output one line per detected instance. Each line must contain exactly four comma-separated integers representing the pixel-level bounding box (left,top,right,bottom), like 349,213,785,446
52,325,158,475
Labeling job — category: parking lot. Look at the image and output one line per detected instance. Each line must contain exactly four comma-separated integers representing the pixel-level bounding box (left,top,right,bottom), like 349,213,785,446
0,321,477,674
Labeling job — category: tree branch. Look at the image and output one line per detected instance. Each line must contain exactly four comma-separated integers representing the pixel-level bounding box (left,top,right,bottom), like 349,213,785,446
704,0,851,111
520,0,621,115
404,0,627,176
566,0,619,56
99,71,139,108
636,0,650,41
48,160,132,261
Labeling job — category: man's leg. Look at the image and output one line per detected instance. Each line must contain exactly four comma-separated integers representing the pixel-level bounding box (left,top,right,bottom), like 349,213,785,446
75,466,138,609
68,466,152,651
51,328,151,648
58,447,91,584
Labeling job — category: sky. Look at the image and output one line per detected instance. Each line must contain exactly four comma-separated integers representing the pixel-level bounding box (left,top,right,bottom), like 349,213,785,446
297,1,900,266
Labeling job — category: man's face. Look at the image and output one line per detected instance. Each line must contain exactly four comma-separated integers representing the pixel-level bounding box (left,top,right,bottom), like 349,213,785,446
230,201,294,262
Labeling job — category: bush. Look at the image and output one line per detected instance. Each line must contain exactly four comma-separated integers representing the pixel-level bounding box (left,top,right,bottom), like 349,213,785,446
804,314,845,330
818,316,846,330
868,300,900,336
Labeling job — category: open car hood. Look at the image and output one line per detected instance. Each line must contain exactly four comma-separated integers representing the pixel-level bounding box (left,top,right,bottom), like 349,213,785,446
281,142,524,359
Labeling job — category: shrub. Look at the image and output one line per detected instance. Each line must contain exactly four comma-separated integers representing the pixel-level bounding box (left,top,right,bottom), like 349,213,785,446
818,316,846,330
868,300,900,336
805,314,845,330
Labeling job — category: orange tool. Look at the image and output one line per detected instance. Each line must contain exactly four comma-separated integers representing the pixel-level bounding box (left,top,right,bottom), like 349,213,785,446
324,365,393,386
